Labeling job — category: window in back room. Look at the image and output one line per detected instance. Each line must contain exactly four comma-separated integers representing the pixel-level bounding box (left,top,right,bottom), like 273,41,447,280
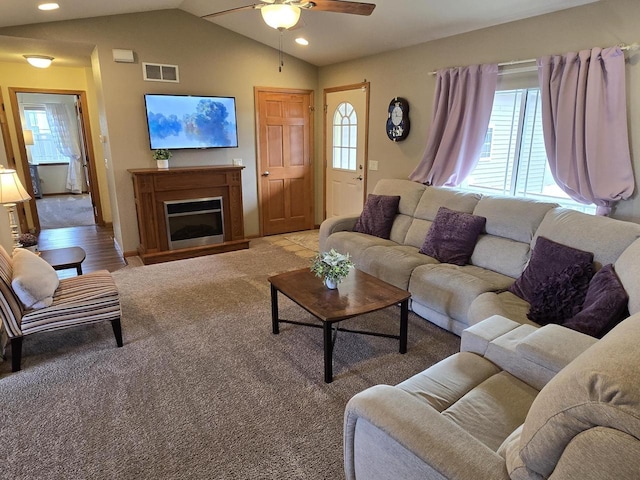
23,105,71,164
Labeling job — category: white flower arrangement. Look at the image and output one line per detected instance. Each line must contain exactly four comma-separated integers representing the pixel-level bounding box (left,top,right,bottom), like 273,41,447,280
152,149,172,160
310,249,354,284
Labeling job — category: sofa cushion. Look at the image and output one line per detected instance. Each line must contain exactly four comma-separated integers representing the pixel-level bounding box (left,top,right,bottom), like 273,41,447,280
519,313,640,478
473,196,557,245
409,263,514,323
419,207,486,266
534,208,640,269
509,237,593,304
358,245,436,290
397,351,501,412
470,235,530,279
468,291,537,327
324,231,396,266
11,248,59,310
442,371,538,451
353,194,400,239
526,262,593,325
562,264,629,338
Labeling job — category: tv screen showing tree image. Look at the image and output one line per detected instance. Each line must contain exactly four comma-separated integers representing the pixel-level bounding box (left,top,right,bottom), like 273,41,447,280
144,94,238,149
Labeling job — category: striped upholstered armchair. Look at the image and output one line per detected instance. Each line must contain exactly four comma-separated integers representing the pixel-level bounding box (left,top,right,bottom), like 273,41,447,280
0,245,122,372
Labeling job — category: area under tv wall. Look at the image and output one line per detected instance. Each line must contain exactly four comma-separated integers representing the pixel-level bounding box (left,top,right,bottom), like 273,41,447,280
144,94,238,150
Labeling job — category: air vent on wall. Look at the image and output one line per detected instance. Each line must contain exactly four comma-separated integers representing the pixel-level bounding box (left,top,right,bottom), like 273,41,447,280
142,62,179,83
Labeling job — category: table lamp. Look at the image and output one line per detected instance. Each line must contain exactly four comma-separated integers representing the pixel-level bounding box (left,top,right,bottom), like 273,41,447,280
0,168,32,249
23,130,34,163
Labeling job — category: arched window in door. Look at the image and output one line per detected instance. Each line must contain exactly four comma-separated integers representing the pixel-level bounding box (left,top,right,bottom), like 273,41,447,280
332,102,357,171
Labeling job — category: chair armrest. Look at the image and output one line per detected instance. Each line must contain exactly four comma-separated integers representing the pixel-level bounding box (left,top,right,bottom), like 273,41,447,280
515,324,597,373
344,385,509,480
318,215,359,251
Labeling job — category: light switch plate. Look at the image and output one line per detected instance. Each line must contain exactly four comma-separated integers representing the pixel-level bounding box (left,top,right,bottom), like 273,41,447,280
369,160,379,171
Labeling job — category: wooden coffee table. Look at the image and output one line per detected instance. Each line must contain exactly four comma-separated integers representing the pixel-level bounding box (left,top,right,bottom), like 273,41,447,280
269,268,411,383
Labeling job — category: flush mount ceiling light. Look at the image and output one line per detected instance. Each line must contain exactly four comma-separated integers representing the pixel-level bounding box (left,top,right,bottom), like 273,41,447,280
261,4,301,30
24,55,54,68
38,2,59,10
295,37,309,46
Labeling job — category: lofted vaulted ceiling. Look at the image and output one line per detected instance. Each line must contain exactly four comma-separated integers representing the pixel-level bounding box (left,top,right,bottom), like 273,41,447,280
0,0,599,67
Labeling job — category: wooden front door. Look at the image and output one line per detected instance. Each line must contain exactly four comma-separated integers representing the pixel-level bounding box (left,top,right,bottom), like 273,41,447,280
256,88,314,236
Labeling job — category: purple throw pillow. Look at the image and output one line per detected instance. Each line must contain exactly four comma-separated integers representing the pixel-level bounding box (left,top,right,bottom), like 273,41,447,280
353,194,400,239
419,207,486,266
526,262,594,325
509,237,594,303
562,264,629,338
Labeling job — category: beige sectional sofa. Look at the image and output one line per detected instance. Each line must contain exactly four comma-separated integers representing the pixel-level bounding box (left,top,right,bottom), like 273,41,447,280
319,178,640,334
333,179,640,479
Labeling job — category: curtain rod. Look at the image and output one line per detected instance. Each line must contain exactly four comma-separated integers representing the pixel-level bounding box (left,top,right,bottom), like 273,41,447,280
428,43,639,76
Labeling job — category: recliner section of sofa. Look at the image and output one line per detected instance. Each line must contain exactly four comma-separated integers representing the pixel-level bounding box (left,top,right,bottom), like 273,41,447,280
320,179,640,335
344,313,640,480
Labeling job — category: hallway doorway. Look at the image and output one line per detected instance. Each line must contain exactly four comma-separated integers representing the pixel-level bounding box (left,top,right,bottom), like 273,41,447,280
9,88,103,232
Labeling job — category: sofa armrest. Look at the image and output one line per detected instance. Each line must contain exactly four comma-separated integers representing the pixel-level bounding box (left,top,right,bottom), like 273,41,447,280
515,324,597,373
344,385,509,480
481,322,597,390
461,315,522,355
318,215,359,251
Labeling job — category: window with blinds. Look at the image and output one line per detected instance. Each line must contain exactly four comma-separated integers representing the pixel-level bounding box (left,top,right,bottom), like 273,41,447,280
459,89,595,214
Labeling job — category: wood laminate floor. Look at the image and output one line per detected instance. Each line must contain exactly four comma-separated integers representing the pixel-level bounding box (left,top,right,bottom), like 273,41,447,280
37,225,127,278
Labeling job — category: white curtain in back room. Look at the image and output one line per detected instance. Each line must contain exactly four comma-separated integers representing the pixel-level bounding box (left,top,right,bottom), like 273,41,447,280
44,103,83,193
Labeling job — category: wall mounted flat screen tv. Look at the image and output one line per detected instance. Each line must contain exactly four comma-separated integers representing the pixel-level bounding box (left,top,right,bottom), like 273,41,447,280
144,94,238,149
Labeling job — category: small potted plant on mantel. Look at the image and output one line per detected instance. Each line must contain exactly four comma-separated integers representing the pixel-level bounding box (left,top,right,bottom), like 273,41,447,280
153,149,172,169
310,248,354,289
18,232,38,252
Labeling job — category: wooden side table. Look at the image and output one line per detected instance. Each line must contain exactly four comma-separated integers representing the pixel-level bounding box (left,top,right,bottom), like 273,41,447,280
40,247,87,275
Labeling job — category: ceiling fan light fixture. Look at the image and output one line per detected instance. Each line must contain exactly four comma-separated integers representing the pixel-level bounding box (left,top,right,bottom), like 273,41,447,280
24,55,54,68
261,4,301,30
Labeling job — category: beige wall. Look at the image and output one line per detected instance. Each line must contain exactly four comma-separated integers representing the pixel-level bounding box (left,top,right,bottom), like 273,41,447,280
1,0,639,252
317,0,640,224
0,9,318,253
0,61,110,228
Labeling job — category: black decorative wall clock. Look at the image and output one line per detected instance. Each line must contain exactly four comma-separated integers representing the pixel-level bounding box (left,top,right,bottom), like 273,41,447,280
386,97,410,142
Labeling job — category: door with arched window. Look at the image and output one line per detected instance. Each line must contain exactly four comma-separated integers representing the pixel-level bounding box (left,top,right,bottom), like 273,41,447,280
324,83,368,218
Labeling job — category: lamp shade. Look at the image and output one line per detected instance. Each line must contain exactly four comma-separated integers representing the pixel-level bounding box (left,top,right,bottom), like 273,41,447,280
23,130,34,146
261,4,301,30
0,169,31,204
24,55,54,68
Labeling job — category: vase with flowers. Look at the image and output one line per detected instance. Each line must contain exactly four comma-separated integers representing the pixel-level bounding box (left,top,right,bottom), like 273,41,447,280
18,232,38,252
310,249,354,289
153,149,172,169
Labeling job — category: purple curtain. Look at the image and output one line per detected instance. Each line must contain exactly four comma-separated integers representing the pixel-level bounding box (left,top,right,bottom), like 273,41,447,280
537,47,634,215
409,64,498,186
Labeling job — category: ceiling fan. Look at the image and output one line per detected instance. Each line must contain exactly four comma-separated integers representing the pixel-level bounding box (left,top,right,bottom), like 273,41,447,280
202,0,376,31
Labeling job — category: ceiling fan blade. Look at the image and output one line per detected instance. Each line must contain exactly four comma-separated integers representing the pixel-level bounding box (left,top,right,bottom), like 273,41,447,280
307,0,375,15
201,4,261,19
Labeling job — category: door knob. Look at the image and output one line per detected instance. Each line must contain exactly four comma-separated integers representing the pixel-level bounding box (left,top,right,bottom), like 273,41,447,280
354,175,363,181
262,171,270,176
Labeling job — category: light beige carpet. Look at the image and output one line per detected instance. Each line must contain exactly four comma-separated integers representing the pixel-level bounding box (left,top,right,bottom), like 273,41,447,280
0,237,460,479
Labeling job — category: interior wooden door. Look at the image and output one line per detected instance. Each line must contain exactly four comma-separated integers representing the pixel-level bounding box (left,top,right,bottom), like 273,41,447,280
256,88,314,236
